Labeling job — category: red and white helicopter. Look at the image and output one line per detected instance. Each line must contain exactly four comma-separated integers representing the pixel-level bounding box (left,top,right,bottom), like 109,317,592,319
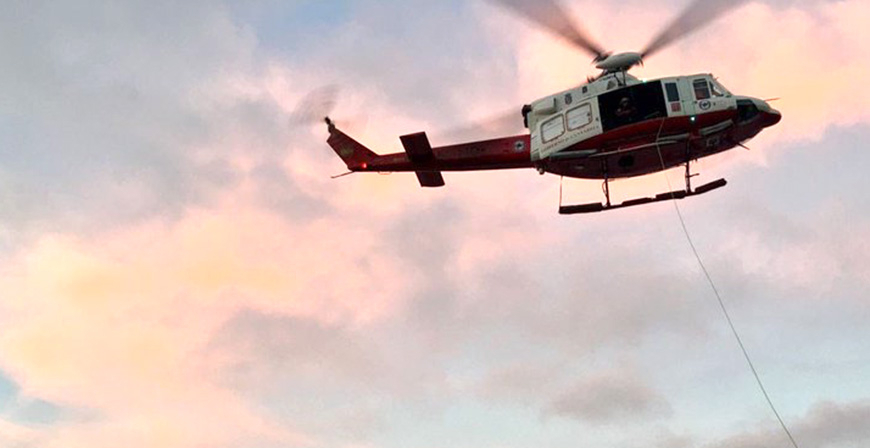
323,0,781,214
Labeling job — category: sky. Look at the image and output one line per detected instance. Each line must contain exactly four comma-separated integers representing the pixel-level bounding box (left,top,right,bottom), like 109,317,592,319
0,0,869,447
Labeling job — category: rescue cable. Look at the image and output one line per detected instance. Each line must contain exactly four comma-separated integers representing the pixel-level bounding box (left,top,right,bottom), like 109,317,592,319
653,120,801,448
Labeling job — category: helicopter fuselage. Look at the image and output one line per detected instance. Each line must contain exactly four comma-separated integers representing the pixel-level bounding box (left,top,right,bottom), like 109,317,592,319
526,72,780,179
325,73,780,185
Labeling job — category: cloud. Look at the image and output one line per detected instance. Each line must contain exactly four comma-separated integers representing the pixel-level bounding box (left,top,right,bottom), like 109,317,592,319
711,400,870,448
545,370,673,424
0,200,421,447
203,309,452,442
0,0,284,240
695,0,870,146
473,361,676,427
0,178,735,447
0,419,39,448
475,363,565,408
206,309,449,398
713,199,870,294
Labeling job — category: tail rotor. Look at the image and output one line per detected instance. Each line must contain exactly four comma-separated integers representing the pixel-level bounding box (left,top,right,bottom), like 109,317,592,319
291,85,339,126
291,85,370,136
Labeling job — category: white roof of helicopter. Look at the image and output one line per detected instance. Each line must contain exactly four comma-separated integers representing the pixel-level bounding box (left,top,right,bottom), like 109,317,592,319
529,73,641,114
529,72,717,114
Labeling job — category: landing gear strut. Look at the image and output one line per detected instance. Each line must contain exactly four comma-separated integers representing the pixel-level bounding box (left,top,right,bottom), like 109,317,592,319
602,159,612,208
684,145,699,193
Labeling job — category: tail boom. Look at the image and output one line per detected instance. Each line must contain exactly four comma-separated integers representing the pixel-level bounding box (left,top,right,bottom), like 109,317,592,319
325,118,534,186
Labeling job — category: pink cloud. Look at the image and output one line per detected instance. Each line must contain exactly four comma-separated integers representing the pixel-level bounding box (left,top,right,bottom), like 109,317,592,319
698,1,870,145
0,420,38,447
717,202,870,292
0,197,419,447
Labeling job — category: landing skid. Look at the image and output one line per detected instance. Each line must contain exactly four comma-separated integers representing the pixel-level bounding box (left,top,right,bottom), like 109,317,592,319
558,157,727,215
559,178,727,215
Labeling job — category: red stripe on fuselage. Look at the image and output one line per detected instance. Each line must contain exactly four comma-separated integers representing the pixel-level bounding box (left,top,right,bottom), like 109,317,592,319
363,135,533,173
544,108,778,179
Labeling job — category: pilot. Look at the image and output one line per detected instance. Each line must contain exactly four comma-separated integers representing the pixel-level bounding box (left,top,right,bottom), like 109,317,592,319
615,97,637,119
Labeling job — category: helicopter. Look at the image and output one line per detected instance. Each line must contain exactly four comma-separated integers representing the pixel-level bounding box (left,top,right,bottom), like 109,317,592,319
323,0,781,214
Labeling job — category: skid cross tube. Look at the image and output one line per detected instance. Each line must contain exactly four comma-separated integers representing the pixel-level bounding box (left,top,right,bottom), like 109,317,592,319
602,159,612,207
684,141,699,193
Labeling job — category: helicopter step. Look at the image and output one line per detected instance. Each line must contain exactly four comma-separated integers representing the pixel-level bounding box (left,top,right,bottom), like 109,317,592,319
559,178,727,215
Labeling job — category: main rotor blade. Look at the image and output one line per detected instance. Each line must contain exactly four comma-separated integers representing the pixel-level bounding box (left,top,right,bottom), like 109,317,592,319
432,108,526,145
488,0,608,61
642,0,748,59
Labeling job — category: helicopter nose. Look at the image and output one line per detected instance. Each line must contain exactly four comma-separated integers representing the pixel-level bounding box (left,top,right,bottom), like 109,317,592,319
763,106,782,127
755,99,781,127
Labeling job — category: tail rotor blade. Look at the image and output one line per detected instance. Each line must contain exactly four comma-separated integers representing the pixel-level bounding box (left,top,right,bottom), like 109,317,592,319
487,0,608,61
291,85,339,125
642,0,748,59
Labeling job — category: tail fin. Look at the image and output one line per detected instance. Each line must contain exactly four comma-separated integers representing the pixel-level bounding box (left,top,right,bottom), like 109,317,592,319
325,117,377,170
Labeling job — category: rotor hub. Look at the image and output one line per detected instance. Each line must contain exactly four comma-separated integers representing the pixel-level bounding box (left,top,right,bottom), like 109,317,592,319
595,52,643,73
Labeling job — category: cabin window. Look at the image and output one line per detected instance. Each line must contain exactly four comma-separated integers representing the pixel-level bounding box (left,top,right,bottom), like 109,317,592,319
567,103,593,130
710,82,726,97
665,83,680,102
693,79,711,100
541,115,566,143
598,81,667,132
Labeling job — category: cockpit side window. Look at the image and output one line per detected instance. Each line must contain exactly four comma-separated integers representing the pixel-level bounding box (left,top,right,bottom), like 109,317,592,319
711,78,732,97
665,83,680,102
693,79,711,100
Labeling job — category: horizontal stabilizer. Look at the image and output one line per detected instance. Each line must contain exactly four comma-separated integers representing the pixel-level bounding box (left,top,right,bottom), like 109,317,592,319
416,171,445,187
400,132,436,164
401,131,445,188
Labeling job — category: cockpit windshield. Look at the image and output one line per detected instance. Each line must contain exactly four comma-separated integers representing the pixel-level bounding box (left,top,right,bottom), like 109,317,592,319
710,78,731,97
